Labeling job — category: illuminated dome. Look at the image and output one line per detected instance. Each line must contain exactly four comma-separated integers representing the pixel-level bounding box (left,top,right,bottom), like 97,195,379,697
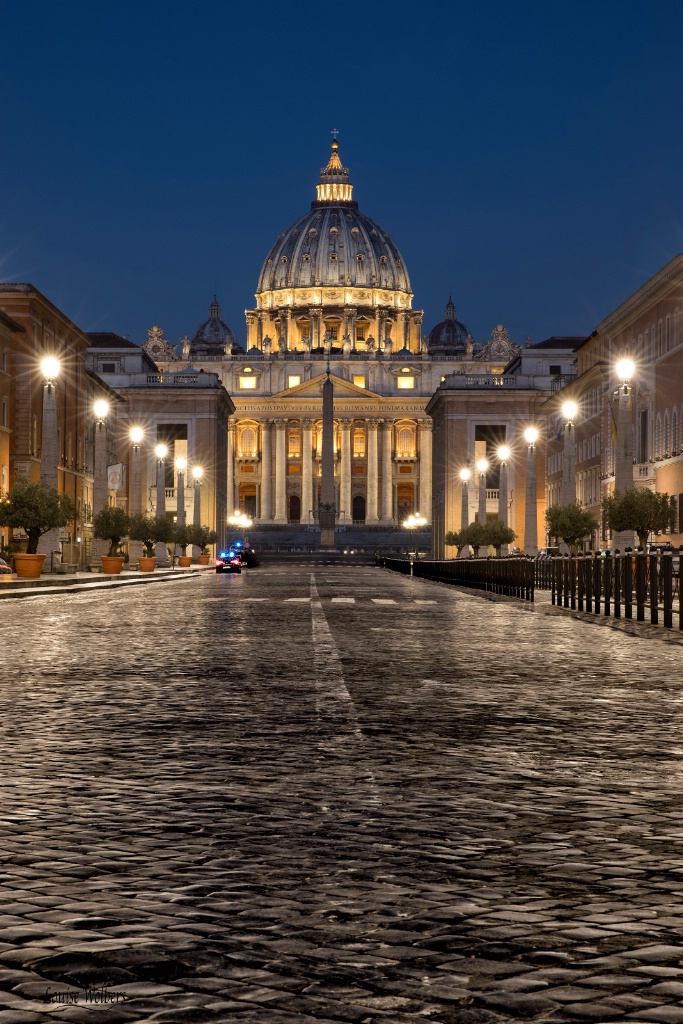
427,297,473,355
256,140,411,295
190,296,242,359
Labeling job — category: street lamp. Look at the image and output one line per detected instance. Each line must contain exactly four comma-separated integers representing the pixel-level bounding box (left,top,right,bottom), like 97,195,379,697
228,510,253,553
496,445,511,554
476,458,489,556
38,356,62,567
524,426,539,555
561,400,578,507
459,467,470,559
613,357,636,548
128,427,145,563
403,512,427,574
154,443,170,565
91,398,111,563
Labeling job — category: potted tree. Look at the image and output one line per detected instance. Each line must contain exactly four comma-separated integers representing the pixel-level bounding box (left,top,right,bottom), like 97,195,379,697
192,525,217,565
546,502,598,554
0,479,75,578
128,513,172,572
483,520,517,557
173,523,194,567
93,505,130,574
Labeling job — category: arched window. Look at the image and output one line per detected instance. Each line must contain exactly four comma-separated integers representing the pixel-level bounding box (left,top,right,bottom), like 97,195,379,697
288,429,300,458
240,427,256,457
655,415,662,458
396,426,414,457
672,408,679,454
664,412,670,456
353,428,365,457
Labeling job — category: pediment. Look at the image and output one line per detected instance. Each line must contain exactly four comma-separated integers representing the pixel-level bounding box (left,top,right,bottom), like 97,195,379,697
277,372,381,399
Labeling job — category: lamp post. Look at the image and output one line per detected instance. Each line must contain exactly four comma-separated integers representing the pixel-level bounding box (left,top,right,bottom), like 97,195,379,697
614,357,636,548
497,445,511,555
91,399,110,563
154,443,170,565
173,456,187,562
129,427,144,564
191,466,203,560
459,467,470,558
38,357,61,567
228,510,253,556
523,426,539,555
561,400,578,507
403,513,427,575
477,457,488,556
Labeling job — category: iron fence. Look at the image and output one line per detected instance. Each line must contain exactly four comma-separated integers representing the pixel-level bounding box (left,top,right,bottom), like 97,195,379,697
540,553,682,630
377,555,535,600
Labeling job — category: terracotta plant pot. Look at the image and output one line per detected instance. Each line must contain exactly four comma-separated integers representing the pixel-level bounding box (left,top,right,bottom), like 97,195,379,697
101,556,125,575
178,555,193,567
197,555,210,565
13,553,46,578
138,556,157,573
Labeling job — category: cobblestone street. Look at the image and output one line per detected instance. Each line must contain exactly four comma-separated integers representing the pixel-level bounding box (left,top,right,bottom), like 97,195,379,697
2,565,683,1024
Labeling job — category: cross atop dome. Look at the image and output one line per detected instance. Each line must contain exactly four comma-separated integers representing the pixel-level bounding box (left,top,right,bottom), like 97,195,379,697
316,136,353,204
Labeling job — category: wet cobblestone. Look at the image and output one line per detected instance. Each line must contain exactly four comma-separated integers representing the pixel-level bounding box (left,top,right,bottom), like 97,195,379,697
1,565,683,1021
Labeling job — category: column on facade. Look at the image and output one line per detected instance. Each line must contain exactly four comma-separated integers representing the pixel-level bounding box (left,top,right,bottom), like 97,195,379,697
301,418,313,525
274,419,287,523
155,454,170,565
381,419,394,522
378,310,387,349
402,313,410,351
257,312,265,348
418,419,432,522
309,308,322,349
227,418,235,516
346,308,357,348
245,314,255,350
260,420,272,521
366,419,380,522
340,419,352,523
280,309,291,351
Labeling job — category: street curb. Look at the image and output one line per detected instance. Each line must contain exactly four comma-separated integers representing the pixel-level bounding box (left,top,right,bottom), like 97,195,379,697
0,569,205,600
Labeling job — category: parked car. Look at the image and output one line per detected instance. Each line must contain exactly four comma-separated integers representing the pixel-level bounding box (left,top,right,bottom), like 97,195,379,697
536,547,560,559
0,557,12,575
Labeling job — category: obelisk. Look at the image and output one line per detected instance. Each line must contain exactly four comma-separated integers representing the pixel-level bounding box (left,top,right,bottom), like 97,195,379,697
319,370,336,549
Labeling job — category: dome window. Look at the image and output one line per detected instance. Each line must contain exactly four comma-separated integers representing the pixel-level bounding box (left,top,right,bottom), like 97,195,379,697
380,255,387,264
281,256,288,263
302,254,311,262
356,254,365,263
329,253,338,262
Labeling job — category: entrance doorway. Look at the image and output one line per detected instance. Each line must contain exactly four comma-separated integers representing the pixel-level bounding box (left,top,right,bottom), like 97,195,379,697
288,494,301,523
397,483,414,523
352,495,366,523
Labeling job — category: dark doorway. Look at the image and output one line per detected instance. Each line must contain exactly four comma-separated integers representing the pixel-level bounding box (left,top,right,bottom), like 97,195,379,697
288,494,301,523
352,495,366,523
474,424,506,487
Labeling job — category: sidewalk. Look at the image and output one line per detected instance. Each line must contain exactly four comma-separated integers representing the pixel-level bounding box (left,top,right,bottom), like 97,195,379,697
0,565,213,599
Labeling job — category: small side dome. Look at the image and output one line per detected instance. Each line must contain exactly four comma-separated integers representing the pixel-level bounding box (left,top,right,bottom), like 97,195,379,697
427,296,472,355
190,296,243,358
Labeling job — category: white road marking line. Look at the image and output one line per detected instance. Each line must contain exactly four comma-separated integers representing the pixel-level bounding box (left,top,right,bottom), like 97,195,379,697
331,597,355,604
371,598,397,604
414,599,438,604
243,597,269,601
285,597,311,602
310,574,378,804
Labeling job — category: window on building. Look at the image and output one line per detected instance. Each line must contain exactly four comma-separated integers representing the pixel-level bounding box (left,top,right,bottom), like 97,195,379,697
325,326,338,340
549,365,561,375
655,415,662,458
658,321,663,357
396,376,414,389
397,426,414,456
353,428,365,457
101,362,116,373
1,350,6,372
675,309,680,347
356,326,366,341
288,429,300,457
353,375,366,389
673,409,679,454
664,412,670,456
1,398,6,427
240,428,257,457
239,376,256,389
287,375,301,389
666,316,671,352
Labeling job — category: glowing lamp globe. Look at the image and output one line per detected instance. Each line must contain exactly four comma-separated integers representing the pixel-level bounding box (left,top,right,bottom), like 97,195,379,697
192,466,203,481
476,458,489,473
561,400,578,422
175,456,187,472
524,427,539,444
459,467,471,482
615,358,635,382
41,356,60,381
155,443,168,459
93,399,109,420
129,426,144,444
497,445,511,462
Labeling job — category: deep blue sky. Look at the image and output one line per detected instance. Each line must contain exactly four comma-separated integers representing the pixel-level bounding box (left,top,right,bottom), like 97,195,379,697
1,1,681,349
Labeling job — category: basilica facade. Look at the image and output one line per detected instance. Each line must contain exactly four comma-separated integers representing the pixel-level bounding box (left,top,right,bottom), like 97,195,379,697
149,140,521,530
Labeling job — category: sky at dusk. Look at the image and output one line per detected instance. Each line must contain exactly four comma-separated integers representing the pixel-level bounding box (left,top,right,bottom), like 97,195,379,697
1,0,681,350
